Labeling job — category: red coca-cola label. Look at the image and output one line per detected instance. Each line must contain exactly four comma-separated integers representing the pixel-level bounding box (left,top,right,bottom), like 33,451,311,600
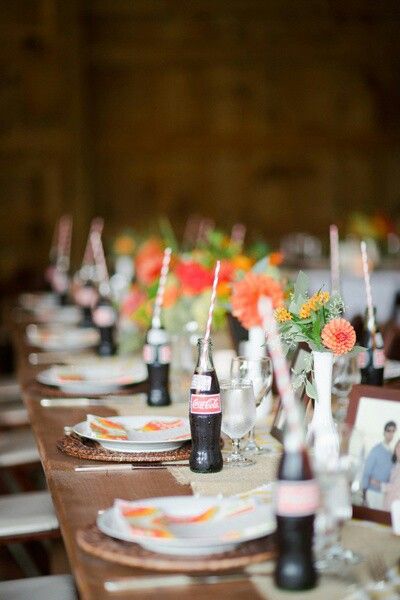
190,393,221,414
92,306,116,327
357,351,367,369
373,349,385,368
159,345,171,364
143,344,171,365
275,480,320,517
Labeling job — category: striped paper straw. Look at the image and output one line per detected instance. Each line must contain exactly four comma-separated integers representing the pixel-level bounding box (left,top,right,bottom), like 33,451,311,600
56,215,73,271
230,223,246,250
91,230,110,295
360,240,375,332
258,296,304,452
329,224,340,295
200,260,221,370
151,247,172,329
82,217,104,267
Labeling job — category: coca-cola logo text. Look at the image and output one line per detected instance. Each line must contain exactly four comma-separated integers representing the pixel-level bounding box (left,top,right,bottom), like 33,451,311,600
190,393,221,414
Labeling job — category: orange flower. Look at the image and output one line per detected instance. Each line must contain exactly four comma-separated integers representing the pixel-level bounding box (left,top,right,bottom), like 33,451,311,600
217,281,231,298
269,252,284,267
275,306,292,323
232,272,284,329
232,254,253,272
163,284,180,308
321,318,356,355
114,236,136,255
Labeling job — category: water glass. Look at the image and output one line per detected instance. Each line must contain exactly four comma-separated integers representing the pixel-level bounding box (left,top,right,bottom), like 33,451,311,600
230,356,273,454
220,380,257,466
314,425,365,573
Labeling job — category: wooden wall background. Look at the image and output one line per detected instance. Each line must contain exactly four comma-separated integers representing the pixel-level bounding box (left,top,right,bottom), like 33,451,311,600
1,0,400,280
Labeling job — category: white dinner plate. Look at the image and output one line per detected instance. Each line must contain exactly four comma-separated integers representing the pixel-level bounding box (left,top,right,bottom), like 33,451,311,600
97,495,275,556
19,292,58,312
37,362,147,395
34,305,81,325
26,324,99,351
73,415,191,453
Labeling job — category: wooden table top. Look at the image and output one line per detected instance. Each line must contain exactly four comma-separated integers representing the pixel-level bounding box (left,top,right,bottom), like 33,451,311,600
10,320,264,600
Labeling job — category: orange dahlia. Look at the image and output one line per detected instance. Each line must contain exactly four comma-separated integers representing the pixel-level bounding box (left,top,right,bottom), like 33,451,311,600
321,318,356,355
231,272,284,329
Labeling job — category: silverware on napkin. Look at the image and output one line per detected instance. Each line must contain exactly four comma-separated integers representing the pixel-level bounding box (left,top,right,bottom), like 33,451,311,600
41,395,146,408
104,573,252,592
75,461,189,472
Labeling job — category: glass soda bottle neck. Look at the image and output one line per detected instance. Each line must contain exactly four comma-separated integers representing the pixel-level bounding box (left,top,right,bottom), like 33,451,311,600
195,338,215,373
364,306,378,332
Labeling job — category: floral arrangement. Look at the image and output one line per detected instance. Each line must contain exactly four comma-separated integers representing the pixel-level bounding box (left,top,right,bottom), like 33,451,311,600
274,271,361,400
347,212,396,242
120,227,283,337
275,272,357,355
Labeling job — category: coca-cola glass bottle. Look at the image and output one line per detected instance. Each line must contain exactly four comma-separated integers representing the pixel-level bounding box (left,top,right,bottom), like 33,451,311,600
189,338,223,473
74,277,99,328
274,439,319,590
358,307,384,386
51,268,70,306
144,326,171,407
91,295,117,356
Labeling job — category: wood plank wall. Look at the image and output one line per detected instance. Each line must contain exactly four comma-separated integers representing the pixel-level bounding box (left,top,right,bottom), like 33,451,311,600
1,0,400,279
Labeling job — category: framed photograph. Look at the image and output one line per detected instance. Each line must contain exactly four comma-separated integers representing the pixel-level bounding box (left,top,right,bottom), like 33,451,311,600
346,384,400,525
270,346,312,443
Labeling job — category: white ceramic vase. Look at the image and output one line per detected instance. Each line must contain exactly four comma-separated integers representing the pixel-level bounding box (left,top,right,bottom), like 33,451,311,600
307,350,340,470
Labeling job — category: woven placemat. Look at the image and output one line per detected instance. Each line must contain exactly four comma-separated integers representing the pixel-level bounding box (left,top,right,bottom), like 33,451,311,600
77,524,275,572
57,434,191,463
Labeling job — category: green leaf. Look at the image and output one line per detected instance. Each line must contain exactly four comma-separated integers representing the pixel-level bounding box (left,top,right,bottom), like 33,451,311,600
295,271,309,297
306,379,318,401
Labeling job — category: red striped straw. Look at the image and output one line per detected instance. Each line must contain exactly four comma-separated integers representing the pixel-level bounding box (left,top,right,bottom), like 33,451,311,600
329,224,340,295
360,241,375,331
82,217,104,267
258,296,304,451
230,223,246,250
151,247,172,329
90,230,110,294
56,215,73,271
200,260,221,370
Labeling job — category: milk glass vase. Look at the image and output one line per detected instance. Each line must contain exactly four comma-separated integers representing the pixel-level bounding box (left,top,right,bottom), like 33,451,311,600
307,351,340,470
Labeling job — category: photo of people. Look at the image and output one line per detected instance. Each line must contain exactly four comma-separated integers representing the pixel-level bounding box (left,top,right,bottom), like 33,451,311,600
350,396,400,512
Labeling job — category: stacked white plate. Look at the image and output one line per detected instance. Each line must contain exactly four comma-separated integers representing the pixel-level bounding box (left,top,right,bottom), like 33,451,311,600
97,495,276,556
27,324,98,351
19,292,57,312
73,415,190,452
37,362,147,396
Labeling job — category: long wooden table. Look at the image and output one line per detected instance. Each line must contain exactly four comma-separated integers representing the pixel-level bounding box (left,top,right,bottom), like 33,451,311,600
11,321,262,600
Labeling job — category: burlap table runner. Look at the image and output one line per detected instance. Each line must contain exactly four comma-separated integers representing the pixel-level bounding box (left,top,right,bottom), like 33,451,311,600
250,520,400,600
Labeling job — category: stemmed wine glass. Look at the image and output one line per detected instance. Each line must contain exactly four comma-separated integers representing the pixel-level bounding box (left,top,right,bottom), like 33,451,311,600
230,357,273,454
220,380,257,467
314,424,365,573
